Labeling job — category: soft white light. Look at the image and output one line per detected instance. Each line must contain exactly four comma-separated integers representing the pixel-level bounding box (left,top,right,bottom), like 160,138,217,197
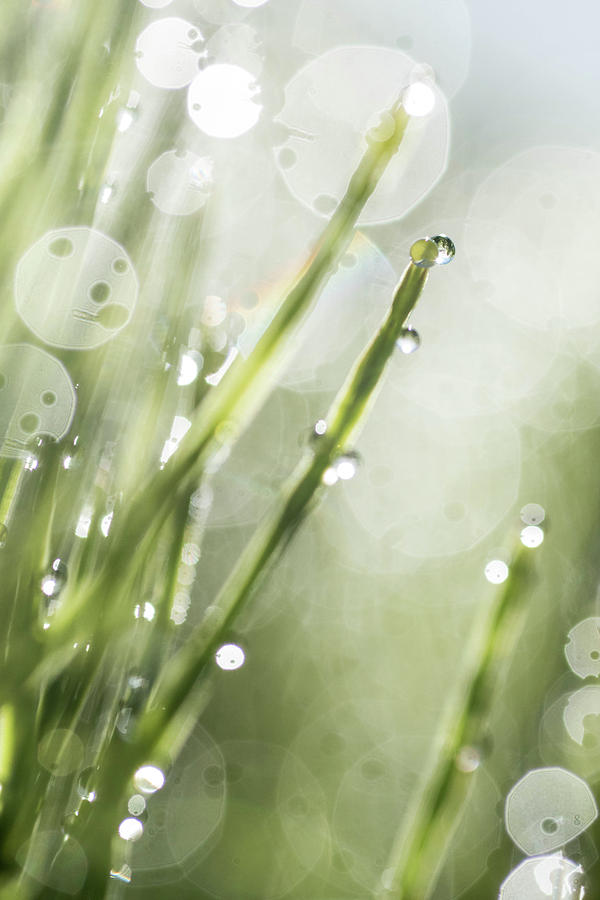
520,525,544,548
187,64,262,138
134,765,165,794
100,511,113,537
322,467,338,486
215,643,245,670
139,0,173,7
41,575,57,597
75,506,93,539
314,419,327,436
118,818,144,842
116,109,135,133
143,601,155,621
335,456,359,481
63,455,73,470
233,0,269,5
177,352,200,386
402,81,436,117
484,559,509,584
160,416,191,466
135,18,204,91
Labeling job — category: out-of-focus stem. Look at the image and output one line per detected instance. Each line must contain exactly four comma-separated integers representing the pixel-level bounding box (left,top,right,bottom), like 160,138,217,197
374,545,536,900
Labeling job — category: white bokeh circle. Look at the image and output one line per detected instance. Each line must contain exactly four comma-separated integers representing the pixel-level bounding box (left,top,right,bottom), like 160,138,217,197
147,150,213,216
15,227,138,350
135,18,204,90
275,47,449,225
187,64,262,138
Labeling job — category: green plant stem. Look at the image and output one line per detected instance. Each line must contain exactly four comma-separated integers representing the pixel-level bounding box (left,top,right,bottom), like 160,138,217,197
374,545,537,900
70,253,435,896
45,104,411,647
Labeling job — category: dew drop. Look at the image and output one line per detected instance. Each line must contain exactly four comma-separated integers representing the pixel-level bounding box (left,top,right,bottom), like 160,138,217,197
520,525,544,548
215,643,245,670
520,502,545,526
484,559,509,584
455,745,481,773
401,80,436,117
430,234,455,265
334,451,361,481
0,524,7,548
133,765,165,794
118,818,143,842
41,559,67,597
409,237,439,268
77,766,97,803
396,326,420,354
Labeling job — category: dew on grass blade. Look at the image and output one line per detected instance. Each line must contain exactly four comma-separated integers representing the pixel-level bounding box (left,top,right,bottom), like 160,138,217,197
134,765,166,794
484,559,509,584
215,643,245,670
396,327,420,354
520,525,544,548
118,818,144,841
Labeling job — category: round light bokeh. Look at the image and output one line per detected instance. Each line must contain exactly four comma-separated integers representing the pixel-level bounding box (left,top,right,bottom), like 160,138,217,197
135,18,204,90
147,150,213,216
187,64,262,138
275,46,449,225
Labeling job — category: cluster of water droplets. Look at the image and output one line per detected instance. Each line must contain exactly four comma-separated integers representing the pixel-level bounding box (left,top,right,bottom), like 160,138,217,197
484,503,546,585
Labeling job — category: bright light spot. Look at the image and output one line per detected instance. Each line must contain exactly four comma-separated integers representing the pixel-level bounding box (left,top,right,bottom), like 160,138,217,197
215,643,245,670
484,559,509,584
24,455,39,471
110,864,132,883
334,454,360,481
63,455,73,470
99,182,115,204
42,622,50,631
160,416,191,466
143,601,155,621
187,64,262,138
116,109,135,133
118,818,143,842
314,419,327,436
402,81,436,117
41,575,57,597
322,467,338,486
127,794,147,816
177,352,201,386
100,511,114,537
134,765,165,794
455,745,481,773
205,347,238,386
75,506,93,539
520,525,544,548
